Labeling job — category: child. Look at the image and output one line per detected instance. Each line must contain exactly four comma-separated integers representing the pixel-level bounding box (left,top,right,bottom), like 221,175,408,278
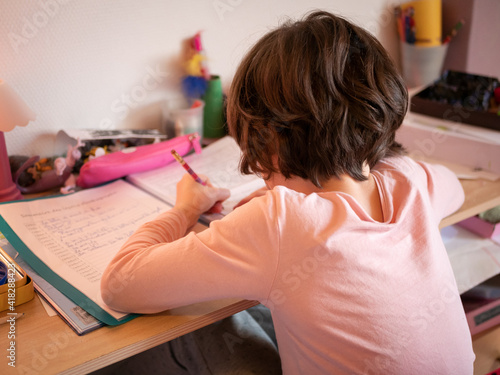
101,11,475,374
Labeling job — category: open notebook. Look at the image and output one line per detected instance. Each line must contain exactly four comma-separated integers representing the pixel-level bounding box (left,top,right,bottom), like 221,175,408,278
0,136,265,326
127,135,265,223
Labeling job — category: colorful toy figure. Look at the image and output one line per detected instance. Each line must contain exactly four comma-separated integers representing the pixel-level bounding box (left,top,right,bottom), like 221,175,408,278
404,7,416,44
182,32,209,98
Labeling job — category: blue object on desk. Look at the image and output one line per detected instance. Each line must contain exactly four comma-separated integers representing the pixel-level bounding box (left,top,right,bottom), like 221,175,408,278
0,261,7,285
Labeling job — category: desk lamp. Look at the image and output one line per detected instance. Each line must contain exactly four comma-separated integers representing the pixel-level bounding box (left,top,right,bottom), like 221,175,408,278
0,79,36,203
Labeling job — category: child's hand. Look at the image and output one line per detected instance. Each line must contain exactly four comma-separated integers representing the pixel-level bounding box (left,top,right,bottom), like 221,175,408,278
174,174,230,226
234,186,268,209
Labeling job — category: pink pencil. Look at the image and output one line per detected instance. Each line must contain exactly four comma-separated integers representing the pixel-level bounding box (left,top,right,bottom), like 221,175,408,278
171,148,225,213
171,149,206,185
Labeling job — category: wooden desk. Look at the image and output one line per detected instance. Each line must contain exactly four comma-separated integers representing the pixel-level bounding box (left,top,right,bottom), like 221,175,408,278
2,177,500,375
7,295,257,375
441,177,500,229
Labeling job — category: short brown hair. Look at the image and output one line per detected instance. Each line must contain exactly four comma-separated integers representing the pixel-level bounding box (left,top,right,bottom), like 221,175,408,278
227,11,408,187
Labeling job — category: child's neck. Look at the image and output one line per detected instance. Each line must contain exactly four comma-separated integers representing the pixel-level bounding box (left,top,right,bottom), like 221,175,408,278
267,170,384,222
270,174,369,195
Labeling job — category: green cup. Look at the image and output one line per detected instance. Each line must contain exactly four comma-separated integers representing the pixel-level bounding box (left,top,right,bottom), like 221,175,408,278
202,75,226,139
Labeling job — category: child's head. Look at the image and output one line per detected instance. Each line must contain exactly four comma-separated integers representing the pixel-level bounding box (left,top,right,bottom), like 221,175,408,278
227,11,408,187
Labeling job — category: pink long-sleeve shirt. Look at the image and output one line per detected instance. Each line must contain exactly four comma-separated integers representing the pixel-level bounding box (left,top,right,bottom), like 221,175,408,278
101,156,475,374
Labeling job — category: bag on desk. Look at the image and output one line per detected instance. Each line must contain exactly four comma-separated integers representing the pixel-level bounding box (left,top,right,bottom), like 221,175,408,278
77,133,202,188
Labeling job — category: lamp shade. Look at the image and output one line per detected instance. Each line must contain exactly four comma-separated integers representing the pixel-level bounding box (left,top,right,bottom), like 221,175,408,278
0,79,36,132
0,79,36,203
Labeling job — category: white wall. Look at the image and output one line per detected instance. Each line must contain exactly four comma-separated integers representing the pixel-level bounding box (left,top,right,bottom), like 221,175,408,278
441,0,500,79
1,0,400,157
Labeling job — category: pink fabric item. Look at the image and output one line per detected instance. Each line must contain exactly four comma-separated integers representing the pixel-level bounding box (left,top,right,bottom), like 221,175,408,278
77,133,202,188
102,156,474,374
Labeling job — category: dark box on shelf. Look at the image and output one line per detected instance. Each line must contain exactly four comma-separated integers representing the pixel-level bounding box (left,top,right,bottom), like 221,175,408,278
462,274,500,336
410,70,500,132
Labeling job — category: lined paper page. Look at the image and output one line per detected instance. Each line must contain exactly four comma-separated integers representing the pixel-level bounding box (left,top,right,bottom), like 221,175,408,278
0,180,169,319
127,136,266,220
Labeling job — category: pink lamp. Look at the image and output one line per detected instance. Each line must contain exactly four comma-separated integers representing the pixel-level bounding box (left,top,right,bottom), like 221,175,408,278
0,79,36,202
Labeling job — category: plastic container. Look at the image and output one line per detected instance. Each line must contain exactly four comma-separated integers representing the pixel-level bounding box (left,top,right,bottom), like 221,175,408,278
400,42,448,88
163,98,205,139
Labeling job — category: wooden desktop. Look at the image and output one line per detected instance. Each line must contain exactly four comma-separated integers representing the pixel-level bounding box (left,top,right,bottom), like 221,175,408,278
3,177,500,375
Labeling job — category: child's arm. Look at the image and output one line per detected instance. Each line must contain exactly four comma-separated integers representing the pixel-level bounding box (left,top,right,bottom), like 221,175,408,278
100,192,279,313
417,161,465,221
375,156,465,222
100,174,231,310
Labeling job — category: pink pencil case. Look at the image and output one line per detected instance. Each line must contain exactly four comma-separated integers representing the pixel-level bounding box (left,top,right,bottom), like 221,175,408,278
77,133,202,188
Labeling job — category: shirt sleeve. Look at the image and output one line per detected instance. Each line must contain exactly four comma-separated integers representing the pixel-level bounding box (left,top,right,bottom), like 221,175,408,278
376,156,465,223
100,192,280,314
414,160,465,221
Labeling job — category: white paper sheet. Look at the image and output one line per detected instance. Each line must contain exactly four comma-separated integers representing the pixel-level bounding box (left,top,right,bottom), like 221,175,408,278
0,180,170,319
442,224,500,294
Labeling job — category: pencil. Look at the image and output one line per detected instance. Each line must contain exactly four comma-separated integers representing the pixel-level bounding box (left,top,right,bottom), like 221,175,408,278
443,19,465,44
171,149,206,185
